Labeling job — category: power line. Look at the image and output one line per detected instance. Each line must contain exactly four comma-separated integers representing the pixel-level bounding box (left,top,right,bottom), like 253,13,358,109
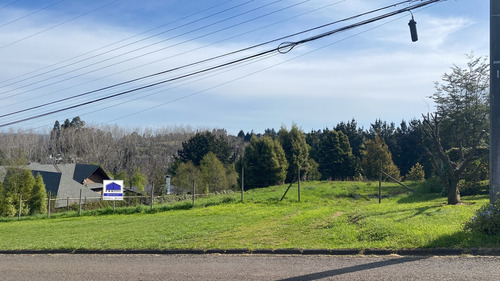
0,0,347,118
0,0,21,10
0,0,119,50
0,0,409,113
0,0,235,87
0,0,447,128
0,0,260,96
0,0,67,29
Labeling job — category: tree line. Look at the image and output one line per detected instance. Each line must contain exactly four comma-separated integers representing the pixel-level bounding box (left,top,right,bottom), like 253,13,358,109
0,55,489,205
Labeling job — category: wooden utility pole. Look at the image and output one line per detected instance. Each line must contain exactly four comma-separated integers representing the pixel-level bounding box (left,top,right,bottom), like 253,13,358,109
491,0,500,204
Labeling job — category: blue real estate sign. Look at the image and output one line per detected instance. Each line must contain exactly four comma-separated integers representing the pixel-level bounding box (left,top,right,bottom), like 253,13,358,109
103,180,124,201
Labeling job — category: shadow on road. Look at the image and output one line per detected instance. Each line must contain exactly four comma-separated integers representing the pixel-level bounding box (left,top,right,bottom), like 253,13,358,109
276,256,428,281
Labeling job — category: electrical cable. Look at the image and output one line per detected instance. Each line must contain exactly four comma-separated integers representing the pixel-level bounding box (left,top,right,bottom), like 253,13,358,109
1,0,409,97
0,0,346,118
0,0,235,86
0,0,447,128
0,0,119,50
0,0,258,95
12,2,444,131
0,0,21,10
0,0,411,112
0,0,67,29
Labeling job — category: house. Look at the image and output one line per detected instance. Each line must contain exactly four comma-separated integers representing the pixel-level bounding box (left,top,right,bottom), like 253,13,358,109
0,163,110,208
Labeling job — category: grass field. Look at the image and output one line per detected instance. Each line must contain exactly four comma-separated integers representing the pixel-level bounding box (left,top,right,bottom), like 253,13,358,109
1,181,499,251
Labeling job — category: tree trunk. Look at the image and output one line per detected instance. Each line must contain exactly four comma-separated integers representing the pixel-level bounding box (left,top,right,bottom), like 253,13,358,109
447,178,461,205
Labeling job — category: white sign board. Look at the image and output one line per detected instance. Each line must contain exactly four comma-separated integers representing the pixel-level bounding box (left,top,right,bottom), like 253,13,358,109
103,180,124,201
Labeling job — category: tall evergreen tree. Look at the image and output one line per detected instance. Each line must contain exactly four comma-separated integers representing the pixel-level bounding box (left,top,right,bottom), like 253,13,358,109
178,131,232,166
1,168,35,216
28,173,47,215
362,135,401,181
278,124,310,182
241,136,288,189
318,130,356,180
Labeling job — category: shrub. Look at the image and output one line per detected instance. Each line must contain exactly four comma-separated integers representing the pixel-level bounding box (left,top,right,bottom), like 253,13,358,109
464,200,500,235
458,180,489,196
405,163,425,182
418,176,443,194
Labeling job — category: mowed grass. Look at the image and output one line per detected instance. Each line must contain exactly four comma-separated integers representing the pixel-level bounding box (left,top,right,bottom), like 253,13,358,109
1,181,499,250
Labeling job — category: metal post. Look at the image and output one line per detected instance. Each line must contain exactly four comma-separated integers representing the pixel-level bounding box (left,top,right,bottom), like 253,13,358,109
491,0,500,204
18,195,22,221
78,189,82,216
241,166,244,202
298,165,301,203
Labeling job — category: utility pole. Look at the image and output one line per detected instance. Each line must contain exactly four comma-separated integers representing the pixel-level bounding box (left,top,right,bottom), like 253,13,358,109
491,0,500,204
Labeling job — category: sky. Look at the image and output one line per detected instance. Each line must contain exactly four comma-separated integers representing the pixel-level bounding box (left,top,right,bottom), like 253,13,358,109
0,0,489,135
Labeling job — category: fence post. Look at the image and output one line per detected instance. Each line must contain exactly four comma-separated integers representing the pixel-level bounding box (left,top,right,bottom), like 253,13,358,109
298,165,301,203
78,189,82,216
18,194,22,221
379,170,382,204
151,183,154,211
241,166,244,202
47,191,51,218
67,197,70,211
192,180,195,208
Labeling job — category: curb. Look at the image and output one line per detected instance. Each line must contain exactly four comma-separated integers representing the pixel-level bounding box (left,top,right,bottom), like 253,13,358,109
2,248,500,256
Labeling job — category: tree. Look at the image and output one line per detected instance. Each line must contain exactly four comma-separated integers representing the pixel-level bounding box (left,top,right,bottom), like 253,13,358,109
241,136,288,189
113,171,130,187
421,55,489,205
405,163,425,182
317,130,356,180
393,119,429,177
278,124,309,182
335,119,365,160
28,173,47,215
131,169,148,193
362,135,401,181
1,168,35,216
172,161,203,194
178,131,232,166
200,152,227,193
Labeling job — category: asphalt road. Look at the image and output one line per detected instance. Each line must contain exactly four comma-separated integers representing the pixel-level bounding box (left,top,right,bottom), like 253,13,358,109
1,254,500,280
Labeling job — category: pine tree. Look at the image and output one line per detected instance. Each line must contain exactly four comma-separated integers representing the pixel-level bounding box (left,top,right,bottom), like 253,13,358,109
362,135,401,181
242,136,288,189
405,163,425,182
28,173,47,215
278,124,310,183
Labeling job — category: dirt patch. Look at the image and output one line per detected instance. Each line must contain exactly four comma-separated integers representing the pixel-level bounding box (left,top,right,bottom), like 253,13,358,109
332,211,344,219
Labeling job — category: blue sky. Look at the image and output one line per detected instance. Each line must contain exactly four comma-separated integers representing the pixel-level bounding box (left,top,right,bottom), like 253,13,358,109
0,0,489,135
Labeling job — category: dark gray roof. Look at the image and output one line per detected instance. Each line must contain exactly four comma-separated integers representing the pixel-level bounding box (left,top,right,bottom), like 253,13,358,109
28,163,102,207
73,163,109,183
30,170,61,195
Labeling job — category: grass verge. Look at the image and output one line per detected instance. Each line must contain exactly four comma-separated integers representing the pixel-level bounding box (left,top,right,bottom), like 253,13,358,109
0,181,498,250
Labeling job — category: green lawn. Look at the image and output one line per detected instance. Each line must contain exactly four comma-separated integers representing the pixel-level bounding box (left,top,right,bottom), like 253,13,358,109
1,181,499,250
